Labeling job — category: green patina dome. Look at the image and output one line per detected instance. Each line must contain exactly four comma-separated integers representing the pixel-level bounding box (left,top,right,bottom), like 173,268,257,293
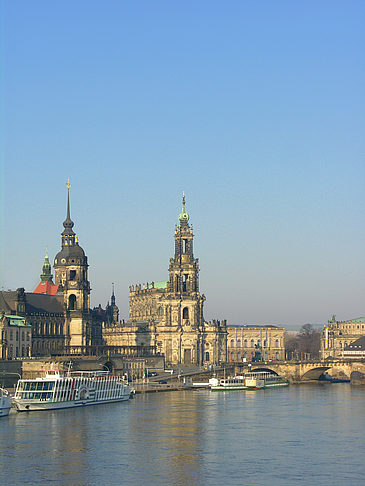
178,192,189,224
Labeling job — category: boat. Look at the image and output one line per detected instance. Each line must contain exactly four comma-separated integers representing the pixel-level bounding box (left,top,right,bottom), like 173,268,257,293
244,371,289,390
210,375,248,391
0,387,13,417
13,370,132,412
210,372,289,391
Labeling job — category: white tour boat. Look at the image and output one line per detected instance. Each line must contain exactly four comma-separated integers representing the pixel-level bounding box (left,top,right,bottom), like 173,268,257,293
210,372,289,391
210,376,248,391
0,387,12,417
244,371,289,390
13,370,132,412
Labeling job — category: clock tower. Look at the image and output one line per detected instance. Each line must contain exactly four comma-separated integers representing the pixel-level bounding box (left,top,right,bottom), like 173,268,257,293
54,181,91,350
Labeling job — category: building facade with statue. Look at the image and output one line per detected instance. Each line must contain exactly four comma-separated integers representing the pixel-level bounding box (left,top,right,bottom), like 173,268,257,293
320,315,365,359
103,194,228,366
226,324,285,362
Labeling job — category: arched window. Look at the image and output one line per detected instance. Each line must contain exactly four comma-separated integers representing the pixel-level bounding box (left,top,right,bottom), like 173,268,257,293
257,339,261,347
237,339,241,348
22,345,25,357
237,353,241,361
251,339,255,348
244,339,247,347
183,239,187,253
263,340,267,347
158,306,163,316
230,339,235,347
69,294,77,310
205,351,210,362
22,331,25,341
183,307,189,319
275,339,279,348
230,352,234,361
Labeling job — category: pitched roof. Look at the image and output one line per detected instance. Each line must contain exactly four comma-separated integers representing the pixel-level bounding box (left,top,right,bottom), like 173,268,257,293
34,280,59,295
344,336,365,350
25,293,64,314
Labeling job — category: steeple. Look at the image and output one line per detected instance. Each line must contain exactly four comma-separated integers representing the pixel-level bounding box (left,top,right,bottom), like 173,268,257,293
62,179,75,245
111,283,116,306
40,250,53,283
34,250,58,295
178,192,189,226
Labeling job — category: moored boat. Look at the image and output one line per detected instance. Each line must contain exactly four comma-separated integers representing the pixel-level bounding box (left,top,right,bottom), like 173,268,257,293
13,370,132,412
210,372,289,391
210,376,248,391
0,387,12,417
245,371,289,390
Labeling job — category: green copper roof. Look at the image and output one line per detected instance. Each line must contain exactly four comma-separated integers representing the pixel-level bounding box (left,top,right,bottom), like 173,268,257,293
178,192,189,225
341,317,365,323
4,315,31,327
148,281,168,290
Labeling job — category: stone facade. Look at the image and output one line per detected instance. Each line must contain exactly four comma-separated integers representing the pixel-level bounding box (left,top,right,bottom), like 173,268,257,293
226,325,285,362
320,315,365,359
0,314,32,359
103,194,227,366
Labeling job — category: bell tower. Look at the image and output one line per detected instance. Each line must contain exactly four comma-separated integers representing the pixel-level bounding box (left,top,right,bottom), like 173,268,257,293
168,192,200,297
54,181,91,350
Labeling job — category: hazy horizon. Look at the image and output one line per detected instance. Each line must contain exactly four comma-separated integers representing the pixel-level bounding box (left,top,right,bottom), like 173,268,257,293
1,2,364,328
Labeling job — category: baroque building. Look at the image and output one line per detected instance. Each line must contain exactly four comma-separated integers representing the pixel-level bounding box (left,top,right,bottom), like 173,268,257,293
226,324,285,362
0,184,101,357
320,315,365,359
103,194,227,366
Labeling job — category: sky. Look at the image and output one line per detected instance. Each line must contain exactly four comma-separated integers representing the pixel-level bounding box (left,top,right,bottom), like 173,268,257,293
1,1,364,329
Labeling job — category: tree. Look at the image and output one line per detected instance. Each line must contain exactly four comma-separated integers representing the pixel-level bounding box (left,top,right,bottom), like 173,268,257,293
284,324,321,360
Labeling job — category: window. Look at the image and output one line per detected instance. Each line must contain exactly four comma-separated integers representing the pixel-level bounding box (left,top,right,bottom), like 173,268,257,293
230,339,235,347
205,351,210,362
16,330,19,340
27,332,30,341
244,339,247,348
69,294,77,310
183,239,187,253
22,331,25,341
275,339,279,348
182,307,189,319
183,274,188,292
237,339,241,348
70,270,76,280
158,307,163,317
251,339,255,348
230,352,234,361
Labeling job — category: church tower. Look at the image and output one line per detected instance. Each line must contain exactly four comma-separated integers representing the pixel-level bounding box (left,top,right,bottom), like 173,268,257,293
162,193,205,363
54,182,91,350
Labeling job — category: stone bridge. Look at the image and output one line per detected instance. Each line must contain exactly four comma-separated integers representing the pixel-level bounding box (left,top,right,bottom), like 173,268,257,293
234,359,365,382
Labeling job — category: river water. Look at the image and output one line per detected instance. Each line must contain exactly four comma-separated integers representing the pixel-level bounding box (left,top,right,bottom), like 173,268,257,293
1,384,364,486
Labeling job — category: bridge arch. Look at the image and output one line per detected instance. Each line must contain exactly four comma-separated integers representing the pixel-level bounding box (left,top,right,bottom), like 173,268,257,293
251,367,279,376
301,367,330,381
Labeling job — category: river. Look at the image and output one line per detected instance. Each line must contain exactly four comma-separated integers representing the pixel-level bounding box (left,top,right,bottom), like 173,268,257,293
1,384,364,485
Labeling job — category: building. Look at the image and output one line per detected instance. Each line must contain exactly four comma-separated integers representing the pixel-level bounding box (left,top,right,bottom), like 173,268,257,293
226,324,285,362
103,194,227,366
0,314,32,359
320,315,365,359
343,336,365,358
0,185,101,356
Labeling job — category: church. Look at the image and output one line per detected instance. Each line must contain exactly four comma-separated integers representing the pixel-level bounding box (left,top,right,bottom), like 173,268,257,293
103,194,228,366
1,186,285,366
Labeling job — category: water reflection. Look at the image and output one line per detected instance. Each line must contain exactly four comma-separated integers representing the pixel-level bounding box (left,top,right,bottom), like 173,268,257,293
1,385,365,485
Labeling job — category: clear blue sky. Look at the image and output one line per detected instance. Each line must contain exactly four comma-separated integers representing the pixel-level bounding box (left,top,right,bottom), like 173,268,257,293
1,1,364,329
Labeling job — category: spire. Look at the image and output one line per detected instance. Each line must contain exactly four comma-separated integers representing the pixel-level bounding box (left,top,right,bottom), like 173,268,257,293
40,250,53,283
62,179,75,241
178,191,189,226
111,283,116,306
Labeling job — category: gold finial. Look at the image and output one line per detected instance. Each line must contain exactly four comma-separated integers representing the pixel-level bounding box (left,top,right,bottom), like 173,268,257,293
67,177,70,190
75,236,79,244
